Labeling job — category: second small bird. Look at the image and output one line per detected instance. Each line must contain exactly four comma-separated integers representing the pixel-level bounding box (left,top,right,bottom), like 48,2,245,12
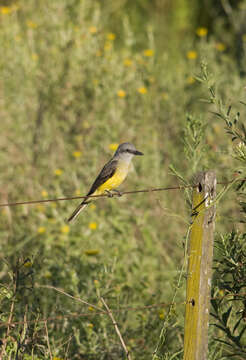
67,142,143,222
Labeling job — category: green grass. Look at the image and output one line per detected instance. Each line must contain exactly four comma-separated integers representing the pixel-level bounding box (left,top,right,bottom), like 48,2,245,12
0,1,246,359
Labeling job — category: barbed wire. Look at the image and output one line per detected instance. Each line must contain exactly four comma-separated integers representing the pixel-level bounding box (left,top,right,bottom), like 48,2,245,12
0,185,189,208
0,178,245,329
0,178,245,208
0,292,245,329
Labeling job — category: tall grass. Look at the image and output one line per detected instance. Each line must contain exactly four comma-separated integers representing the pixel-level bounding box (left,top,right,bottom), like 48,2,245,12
0,1,246,359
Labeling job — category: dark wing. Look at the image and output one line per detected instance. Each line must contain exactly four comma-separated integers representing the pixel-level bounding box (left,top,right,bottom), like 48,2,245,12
87,159,118,196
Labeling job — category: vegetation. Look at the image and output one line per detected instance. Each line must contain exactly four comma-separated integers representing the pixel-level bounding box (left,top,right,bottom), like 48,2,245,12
0,0,246,359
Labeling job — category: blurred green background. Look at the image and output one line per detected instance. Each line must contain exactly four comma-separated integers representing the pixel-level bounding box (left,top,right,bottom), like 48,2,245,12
0,0,246,359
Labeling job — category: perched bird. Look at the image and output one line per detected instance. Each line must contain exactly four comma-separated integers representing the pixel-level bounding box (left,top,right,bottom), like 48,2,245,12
67,142,143,222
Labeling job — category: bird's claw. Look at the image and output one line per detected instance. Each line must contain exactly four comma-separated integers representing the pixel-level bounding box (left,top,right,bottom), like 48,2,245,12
105,190,113,198
111,189,123,197
105,190,122,198
115,190,122,197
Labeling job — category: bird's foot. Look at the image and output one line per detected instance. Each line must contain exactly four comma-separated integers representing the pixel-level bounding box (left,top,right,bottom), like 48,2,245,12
105,190,113,198
104,190,122,198
112,189,123,197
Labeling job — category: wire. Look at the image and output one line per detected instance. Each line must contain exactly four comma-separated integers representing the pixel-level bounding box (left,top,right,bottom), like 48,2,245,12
0,292,245,328
0,301,181,328
0,178,244,208
0,185,193,207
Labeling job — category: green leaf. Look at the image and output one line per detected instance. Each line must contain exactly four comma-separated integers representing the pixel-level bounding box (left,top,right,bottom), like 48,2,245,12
168,164,187,185
210,111,225,119
227,105,232,116
211,299,218,313
238,325,246,341
233,318,242,334
222,306,232,326
212,323,226,332
214,337,234,348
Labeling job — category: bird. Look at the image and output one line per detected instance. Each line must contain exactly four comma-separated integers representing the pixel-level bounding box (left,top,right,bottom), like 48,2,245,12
67,142,143,222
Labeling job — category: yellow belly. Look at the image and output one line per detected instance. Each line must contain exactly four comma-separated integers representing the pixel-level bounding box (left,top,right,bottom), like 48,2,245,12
95,163,129,195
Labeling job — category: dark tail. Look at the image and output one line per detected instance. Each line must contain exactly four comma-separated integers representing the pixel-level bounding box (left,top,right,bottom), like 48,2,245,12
67,200,90,223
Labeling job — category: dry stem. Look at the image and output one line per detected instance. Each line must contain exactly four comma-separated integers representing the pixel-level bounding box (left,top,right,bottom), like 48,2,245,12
100,297,132,360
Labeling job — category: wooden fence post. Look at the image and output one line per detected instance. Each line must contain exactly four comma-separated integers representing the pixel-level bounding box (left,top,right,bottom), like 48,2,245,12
183,171,216,360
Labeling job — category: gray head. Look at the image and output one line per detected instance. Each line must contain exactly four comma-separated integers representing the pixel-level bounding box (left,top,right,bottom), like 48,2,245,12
114,142,143,158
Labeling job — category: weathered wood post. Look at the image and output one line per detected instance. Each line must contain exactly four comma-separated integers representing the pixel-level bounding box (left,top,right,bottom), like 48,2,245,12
183,171,216,360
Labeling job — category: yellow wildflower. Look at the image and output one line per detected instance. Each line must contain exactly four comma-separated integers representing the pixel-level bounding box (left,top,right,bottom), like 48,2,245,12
104,41,112,51
38,227,46,234
1,6,11,15
72,151,82,158
159,309,165,320
196,27,208,37
124,58,133,67
36,204,45,213
117,90,126,98
41,190,48,198
54,169,63,176
109,143,119,151
219,289,225,297
89,222,97,230
44,271,52,279
162,92,169,100
31,53,38,61
138,87,147,94
87,323,94,328
88,306,95,311
94,279,99,286
89,26,97,34
143,49,154,57
23,259,32,268
186,51,197,60
83,121,90,129
26,20,37,29
215,42,226,52
107,33,116,40
61,225,70,234
84,249,100,256
187,76,196,84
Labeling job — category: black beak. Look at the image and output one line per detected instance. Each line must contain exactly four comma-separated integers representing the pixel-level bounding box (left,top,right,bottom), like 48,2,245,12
133,150,144,156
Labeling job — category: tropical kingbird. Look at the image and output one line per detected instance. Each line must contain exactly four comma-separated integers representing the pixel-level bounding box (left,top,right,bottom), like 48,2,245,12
67,142,143,222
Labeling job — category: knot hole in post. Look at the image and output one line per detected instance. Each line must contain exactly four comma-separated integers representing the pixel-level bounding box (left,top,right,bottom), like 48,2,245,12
190,298,195,306
198,182,203,193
